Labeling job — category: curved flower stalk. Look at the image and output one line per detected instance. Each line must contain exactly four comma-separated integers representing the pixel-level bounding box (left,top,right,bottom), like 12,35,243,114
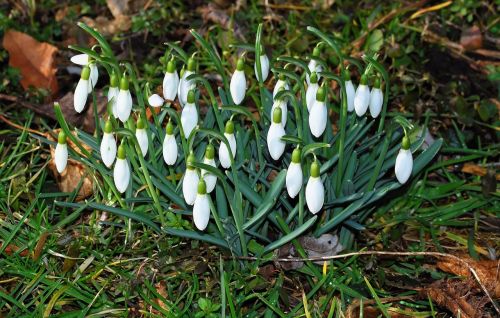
306,44,323,85
230,55,247,105
219,119,236,169
182,152,199,205
202,144,217,193
88,61,99,91
267,107,286,160
148,93,164,108
271,92,287,127
254,46,269,82
55,131,68,173
178,55,196,107
309,86,327,138
181,89,198,138
116,75,133,122
305,160,324,214
395,135,413,184
163,57,179,101
193,179,210,231
74,66,90,113
369,77,383,118
306,72,319,112
135,116,148,157
273,74,289,99
344,71,356,112
354,75,370,116
163,120,177,165
286,147,303,198
100,120,117,168
108,73,120,118
113,144,130,193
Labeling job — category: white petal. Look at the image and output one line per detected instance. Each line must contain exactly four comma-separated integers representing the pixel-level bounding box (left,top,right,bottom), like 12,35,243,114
74,79,88,113
219,133,236,169
136,128,148,157
369,88,383,118
162,134,178,165
395,149,413,184
267,123,286,160
54,143,68,173
306,83,319,112
271,99,287,127
345,80,356,112
226,133,236,157
163,71,179,101
230,70,246,105
113,158,130,193
273,79,289,98
306,60,322,84
255,54,269,82
306,176,324,214
286,162,303,198
309,100,327,138
88,64,98,90
70,54,89,65
178,71,194,106
182,169,199,205
100,133,117,168
354,85,370,116
107,87,119,117
148,94,164,108
181,103,198,138
202,158,217,193
193,194,210,231
116,89,132,123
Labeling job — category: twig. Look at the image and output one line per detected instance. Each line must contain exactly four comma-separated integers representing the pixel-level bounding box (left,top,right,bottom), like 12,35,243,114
0,114,45,136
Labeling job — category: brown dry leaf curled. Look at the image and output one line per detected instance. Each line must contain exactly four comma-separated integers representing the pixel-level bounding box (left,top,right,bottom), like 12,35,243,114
2,30,58,96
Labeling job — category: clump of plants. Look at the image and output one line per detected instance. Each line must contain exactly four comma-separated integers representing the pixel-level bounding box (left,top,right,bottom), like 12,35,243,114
52,23,442,258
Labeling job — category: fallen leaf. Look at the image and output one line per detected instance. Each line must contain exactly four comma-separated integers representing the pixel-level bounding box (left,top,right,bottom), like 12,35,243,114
80,16,131,36
461,25,483,51
461,163,500,180
106,0,129,18
0,243,29,257
2,30,58,96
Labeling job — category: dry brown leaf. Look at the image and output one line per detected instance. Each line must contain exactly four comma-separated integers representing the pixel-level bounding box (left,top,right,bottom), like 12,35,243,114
2,30,58,96
461,25,483,51
106,0,129,18
0,243,29,257
461,163,500,180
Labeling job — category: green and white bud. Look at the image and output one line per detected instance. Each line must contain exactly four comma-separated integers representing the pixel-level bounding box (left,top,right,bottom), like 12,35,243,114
135,117,148,157
55,131,68,173
162,120,177,166
309,86,327,138
113,144,130,193
395,136,413,184
74,66,90,113
181,89,198,138
230,56,247,105
267,107,286,160
193,179,210,231
100,120,117,168
354,75,370,116
219,120,236,169
286,148,303,198
182,152,199,205
116,75,133,122
305,160,324,214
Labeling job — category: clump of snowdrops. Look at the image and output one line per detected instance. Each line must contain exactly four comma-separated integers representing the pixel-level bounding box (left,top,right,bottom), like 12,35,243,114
52,23,441,257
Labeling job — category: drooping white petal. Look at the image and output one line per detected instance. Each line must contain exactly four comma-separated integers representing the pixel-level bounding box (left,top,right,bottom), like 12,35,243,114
219,133,236,169
54,143,68,173
74,79,88,113
273,79,289,98
267,123,286,160
255,54,269,82
271,99,287,126
193,194,210,231
230,70,246,105
182,169,199,205
286,162,303,199
107,87,119,118
202,157,217,193
136,128,148,157
369,88,383,118
178,70,194,107
309,100,327,138
148,94,164,108
88,64,98,91
306,60,322,84
162,134,178,165
70,54,89,66
163,71,179,101
113,158,130,193
354,84,370,116
395,149,413,184
116,89,132,123
345,80,356,112
100,132,117,168
306,176,324,214
306,83,319,112
181,102,198,138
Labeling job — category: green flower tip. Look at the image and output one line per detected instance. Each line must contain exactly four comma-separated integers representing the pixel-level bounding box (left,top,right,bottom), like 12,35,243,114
343,71,351,81
316,86,326,102
292,147,301,164
81,66,91,80
374,77,381,89
110,72,119,87
117,145,126,159
57,131,67,144
205,144,215,159
236,57,245,71
166,59,176,73
104,120,113,133
137,117,146,129
225,120,234,134
310,160,320,178
187,152,196,169
272,107,282,124
166,120,174,135
120,76,129,90
360,75,368,85
187,57,196,72
310,72,318,84
278,73,286,81
312,44,322,58
197,179,207,195
402,136,410,150
187,89,196,104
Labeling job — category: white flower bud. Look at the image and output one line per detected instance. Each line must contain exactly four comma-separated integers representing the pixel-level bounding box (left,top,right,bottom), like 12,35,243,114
178,70,194,107
270,99,287,127
183,154,199,205
70,53,89,65
230,57,246,105
395,138,413,184
306,161,324,214
181,90,198,138
136,128,148,157
369,87,383,118
74,78,88,113
100,128,117,168
286,148,303,198
354,76,370,116
163,59,179,101
201,145,217,193
345,80,356,112
255,54,269,82
55,136,68,174
267,107,286,160
309,87,327,138
148,94,164,108
88,63,98,91
193,179,210,231
273,78,289,99
114,145,130,194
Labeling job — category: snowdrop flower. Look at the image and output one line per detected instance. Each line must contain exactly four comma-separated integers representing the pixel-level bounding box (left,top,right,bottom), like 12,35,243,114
254,46,269,82
309,86,327,138
201,144,217,193
178,56,196,107
267,107,286,160
148,93,164,108
88,61,99,91
55,131,68,173
344,71,356,112
181,89,198,138
74,66,90,113
116,75,133,123
306,45,323,85
108,73,119,118
70,53,89,65
354,75,370,116
286,147,303,199
163,120,177,165
273,74,289,99
163,57,179,101
369,77,383,118
306,72,319,112
305,160,324,214
230,56,247,105
271,94,287,127
219,120,236,169
135,117,148,157
183,153,199,205
193,179,210,231
100,120,117,168
395,136,413,184
113,144,130,194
